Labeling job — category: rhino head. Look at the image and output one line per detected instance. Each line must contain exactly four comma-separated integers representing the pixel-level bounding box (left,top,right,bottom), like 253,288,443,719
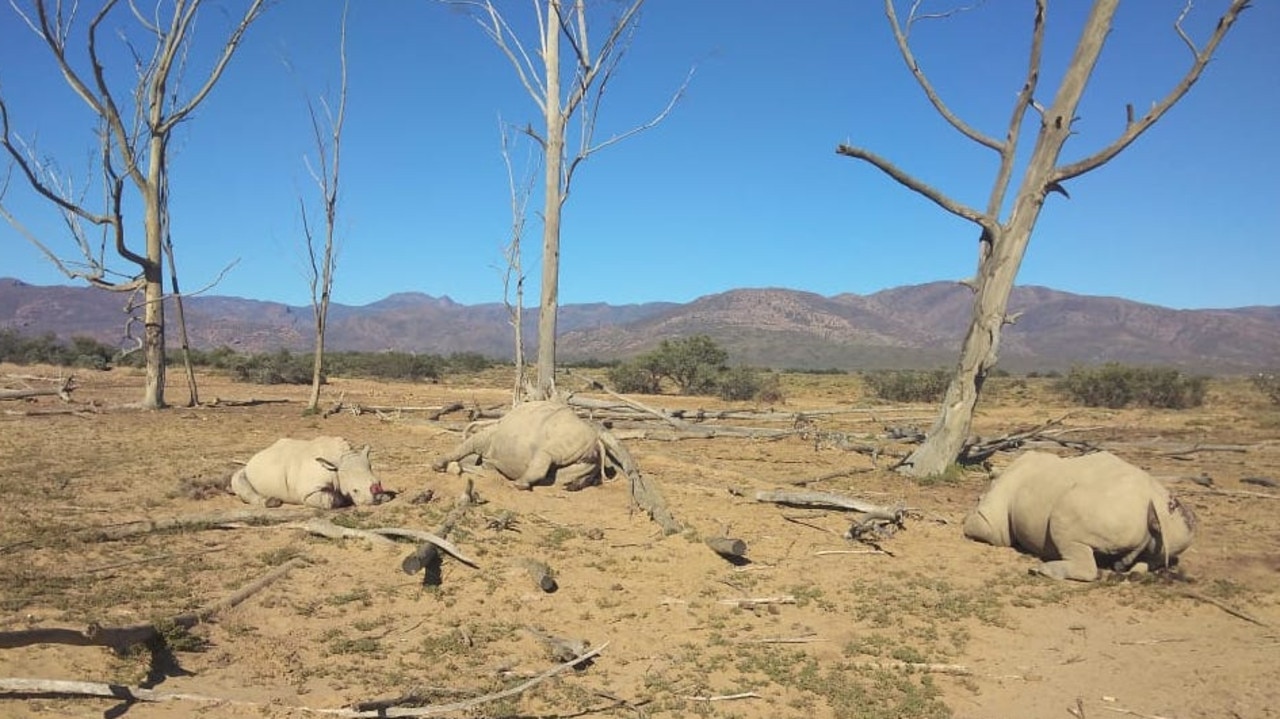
1147,494,1197,568
317,445,387,506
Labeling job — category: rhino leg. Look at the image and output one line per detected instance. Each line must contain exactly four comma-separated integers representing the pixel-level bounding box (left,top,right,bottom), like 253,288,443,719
1034,541,1100,582
513,450,555,490
301,487,343,509
558,460,601,492
1113,541,1150,573
433,434,487,472
230,469,278,507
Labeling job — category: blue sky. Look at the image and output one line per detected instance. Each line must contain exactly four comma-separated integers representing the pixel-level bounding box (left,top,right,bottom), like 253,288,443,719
1,1,1276,311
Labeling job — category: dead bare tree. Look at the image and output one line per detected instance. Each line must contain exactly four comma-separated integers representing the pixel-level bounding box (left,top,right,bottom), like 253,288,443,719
446,0,692,401
299,3,349,414
837,0,1249,477
497,119,540,402
0,0,270,409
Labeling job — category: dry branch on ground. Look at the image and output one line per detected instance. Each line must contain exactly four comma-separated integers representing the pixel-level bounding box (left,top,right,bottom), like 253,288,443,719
0,557,306,652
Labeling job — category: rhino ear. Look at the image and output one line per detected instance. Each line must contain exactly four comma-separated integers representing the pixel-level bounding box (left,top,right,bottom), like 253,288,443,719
361,445,372,460
316,457,339,472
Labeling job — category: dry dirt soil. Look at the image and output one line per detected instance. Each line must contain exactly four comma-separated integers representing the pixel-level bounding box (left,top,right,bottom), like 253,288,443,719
1,365,1278,719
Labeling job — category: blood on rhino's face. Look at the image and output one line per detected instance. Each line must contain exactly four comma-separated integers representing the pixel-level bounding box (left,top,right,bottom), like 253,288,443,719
333,445,391,506
1158,496,1197,561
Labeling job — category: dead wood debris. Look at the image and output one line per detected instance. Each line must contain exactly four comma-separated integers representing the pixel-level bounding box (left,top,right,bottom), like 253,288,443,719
959,414,1094,463
78,508,317,542
685,692,761,702
0,641,609,718
717,595,796,608
290,518,480,568
0,556,306,653
202,397,291,408
600,429,683,535
1176,590,1271,628
0,376,76,402
402,480,478,586
518,559,558,593
705,536,749,562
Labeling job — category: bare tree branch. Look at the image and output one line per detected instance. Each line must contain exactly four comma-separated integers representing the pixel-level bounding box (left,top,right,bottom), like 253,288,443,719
886,0,1002,151
1051,0,1250,184
568,65,694,189
836,143,993,230
903,0,987,31
983,0,1045,220
444,0,548,114
561,0,643,120
158,0,270,133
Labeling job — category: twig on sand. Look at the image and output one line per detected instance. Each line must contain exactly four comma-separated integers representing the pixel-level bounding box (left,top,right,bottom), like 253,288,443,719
1177,590,1271,628
0,642,610,717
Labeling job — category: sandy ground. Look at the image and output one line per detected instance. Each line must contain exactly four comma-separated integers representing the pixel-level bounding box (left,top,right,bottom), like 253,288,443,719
1,365,1277,719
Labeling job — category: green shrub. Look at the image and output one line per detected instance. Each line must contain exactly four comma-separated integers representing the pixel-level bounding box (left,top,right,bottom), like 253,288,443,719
231,349,315,385
863,369,950,403
1251,372,1280,405
715,366,761,401
0,329,122,368
444,352,492,374
1055,363,1207,409
712,367,785,403
648,335,727,395
607,360,662,394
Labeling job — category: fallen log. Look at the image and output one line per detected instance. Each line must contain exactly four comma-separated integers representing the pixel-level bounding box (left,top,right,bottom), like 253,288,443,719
0,641,610,718
754,489,898,515
79,508,316,542
519,559,558,593
705,536,748,562
601,431,682,535
0,376,76,402
402,480,477,585
0,557,305,652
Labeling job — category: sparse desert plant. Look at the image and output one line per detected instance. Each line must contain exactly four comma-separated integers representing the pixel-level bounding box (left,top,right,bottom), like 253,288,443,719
607,359,662,394
715,366,785,403
1251,372,1280,405
863,369,950,403
1056,363,1207,409
650,335,728,395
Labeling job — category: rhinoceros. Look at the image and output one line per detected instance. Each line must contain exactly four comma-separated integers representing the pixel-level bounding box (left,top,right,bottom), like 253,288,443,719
962,451,1197,581
230,437,387,508
432,400,605,491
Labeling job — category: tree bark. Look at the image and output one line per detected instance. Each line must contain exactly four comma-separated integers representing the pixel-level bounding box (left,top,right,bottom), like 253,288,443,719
535,0,565,401
902,0,1120,476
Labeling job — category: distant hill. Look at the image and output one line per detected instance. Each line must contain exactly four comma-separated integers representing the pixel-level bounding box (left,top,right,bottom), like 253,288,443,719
2,277,1277,374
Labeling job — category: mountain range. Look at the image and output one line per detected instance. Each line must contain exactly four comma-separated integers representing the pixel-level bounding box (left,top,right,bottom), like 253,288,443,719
2,277,1277,374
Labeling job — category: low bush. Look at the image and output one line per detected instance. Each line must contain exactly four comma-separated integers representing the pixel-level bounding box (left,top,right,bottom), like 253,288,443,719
716,366,785,403
607,361,662,394
1251,372,1280,405
1055,363,1207,409
231,349,315,385
862,369,950,404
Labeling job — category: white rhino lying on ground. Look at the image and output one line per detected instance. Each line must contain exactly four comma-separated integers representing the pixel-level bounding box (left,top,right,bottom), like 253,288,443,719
432,400,606,491
231,436,387,508
963,451,1197,581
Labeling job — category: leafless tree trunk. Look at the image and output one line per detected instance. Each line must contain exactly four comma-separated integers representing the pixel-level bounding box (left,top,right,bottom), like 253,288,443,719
837,0,1249,477
447,0,691,401
0,0,269,409
300,3,349,414
498,120,539,402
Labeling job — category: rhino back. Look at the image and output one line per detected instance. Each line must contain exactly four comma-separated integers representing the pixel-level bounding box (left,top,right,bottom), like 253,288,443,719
1038,452,1165,556
245,437,343,503
1002,453,1085,555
